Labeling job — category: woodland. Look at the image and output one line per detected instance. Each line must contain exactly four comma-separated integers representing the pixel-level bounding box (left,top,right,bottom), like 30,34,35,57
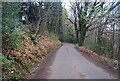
1,1,120,80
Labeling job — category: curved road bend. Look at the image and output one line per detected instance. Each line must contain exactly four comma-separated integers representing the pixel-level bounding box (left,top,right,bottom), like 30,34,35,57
29,43,116,79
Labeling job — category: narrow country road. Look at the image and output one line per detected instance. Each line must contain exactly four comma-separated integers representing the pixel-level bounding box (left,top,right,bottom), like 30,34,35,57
29,43,116,79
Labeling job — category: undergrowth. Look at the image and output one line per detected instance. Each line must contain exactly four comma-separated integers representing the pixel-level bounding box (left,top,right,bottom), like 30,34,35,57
76,43,118,70
49,33,59,40
2,2,62,80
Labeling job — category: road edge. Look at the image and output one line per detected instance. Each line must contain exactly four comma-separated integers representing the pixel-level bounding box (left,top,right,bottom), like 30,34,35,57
25,45,63,79
75,46,118,79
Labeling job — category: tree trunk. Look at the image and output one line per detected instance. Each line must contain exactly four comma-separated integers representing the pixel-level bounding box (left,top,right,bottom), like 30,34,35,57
74,17,79,42
32,20,39,34
79,25,87,46
97,28,102,44
118,29,120,60
111,23,115,59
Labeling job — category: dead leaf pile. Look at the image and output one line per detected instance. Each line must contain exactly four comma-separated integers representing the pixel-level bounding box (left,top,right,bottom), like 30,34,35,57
2,35,62,80
78,46,118,70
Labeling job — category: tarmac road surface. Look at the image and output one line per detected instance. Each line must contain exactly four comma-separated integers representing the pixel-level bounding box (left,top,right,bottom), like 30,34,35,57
29,43,116,79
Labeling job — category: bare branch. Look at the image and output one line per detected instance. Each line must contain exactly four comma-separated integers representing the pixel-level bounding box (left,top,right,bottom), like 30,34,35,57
87,2,120,29
88,19,113,31
98,2,120,18
65,14,74,24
